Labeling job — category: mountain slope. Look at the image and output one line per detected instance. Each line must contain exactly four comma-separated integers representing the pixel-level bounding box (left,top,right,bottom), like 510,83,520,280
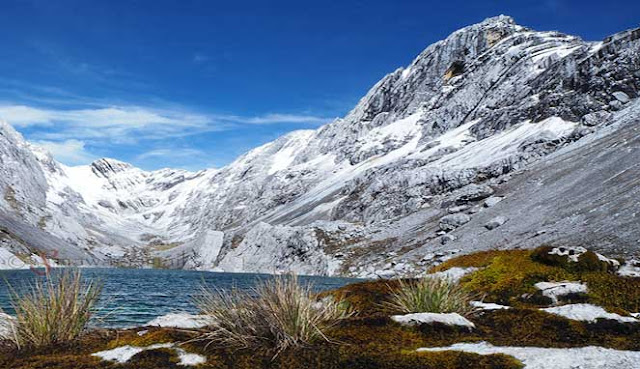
0,15,639,276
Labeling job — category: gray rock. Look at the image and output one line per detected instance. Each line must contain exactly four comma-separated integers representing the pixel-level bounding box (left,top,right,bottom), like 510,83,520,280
613,91,630,104
485,216,509,230
441,234,456,245
581,111,612,127
484,196,504,208
448,205,471,213
439,213,471,231
454,184,495,205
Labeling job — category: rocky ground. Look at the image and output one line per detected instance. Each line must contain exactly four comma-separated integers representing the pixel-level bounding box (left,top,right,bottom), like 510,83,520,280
2,246,640,369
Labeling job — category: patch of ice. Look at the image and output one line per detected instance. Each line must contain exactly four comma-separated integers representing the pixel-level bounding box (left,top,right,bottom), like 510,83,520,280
391,312,475,329
145,313,214,329
541,303,638,323
534,281,587,304
418,341,640,369
471,301,510,310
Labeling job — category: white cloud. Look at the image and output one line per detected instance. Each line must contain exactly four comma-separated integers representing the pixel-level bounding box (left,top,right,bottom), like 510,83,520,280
136,148,205,160
236,113,331,125
31,139,95,165
0,105,331,144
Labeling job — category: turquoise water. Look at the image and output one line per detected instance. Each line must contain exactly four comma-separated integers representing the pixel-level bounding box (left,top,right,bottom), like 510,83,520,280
0,268,357,328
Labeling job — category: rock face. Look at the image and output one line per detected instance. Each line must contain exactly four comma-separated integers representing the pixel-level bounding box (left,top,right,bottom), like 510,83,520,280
1,15,640,276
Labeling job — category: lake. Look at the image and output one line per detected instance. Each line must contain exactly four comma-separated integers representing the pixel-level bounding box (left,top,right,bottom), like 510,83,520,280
0,268,358,328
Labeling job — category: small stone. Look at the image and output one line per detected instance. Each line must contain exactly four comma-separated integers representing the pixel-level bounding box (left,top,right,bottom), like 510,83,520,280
609,100,623,110
448,205,470,213
485,216,508,230
612,91,630,104
454,184,494,204
441,234,456,245
484,196,504,207
421,253,435,261
581,111,612,127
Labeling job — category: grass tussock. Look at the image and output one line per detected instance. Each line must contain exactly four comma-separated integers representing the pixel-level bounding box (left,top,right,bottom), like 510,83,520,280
10,270,102,349
384,277,474,315
194,274,351,355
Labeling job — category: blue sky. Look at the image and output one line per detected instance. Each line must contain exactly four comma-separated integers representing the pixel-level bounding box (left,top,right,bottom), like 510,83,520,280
0,0,638,170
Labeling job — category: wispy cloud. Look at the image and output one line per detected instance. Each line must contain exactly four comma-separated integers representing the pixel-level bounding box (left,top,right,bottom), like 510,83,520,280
31,139,95,165
0,104,331,143
227,113,331,125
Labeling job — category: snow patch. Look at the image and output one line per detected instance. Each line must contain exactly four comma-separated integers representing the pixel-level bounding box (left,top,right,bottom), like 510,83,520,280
92,343,206,366
534,281,587,304
418,341,640,369
541,303,638,323
391,312,475,329
145,313,214,329
471,301,510,310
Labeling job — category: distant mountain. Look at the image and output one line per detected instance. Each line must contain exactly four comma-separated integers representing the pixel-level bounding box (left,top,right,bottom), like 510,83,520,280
1,15,639,277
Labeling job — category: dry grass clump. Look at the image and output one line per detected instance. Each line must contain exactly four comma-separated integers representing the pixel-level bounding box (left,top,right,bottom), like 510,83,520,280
384,277,474,315
10,270,102,349
194,274,350,355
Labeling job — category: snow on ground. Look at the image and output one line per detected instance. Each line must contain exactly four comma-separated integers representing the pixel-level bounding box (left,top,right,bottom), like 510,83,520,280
431,117,577,169
93,343,206,366
418,341,640,369
541,304,638,323
391,313,475,329
145,313,214,329
0,313,16,340
471,301,511,310
534,281,587,304
618,260,640,277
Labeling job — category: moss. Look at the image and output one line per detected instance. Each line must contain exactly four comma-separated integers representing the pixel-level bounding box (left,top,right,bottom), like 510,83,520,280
106,327,197,348
322,279,402,317
458,250,573,306
430,250,510,272
126,348,180,368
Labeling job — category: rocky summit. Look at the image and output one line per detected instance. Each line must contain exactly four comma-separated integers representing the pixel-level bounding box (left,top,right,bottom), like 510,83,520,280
1,15,640,277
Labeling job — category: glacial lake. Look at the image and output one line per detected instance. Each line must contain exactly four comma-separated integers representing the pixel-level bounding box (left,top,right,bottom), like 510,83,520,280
0,268,358,328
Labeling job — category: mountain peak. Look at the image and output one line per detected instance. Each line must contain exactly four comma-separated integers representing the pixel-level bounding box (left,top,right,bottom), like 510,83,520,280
90,158,135,177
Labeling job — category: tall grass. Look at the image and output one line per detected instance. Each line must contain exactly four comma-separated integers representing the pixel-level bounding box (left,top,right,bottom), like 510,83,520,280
384,277,473,315
194,274,350,355
9,270,102,348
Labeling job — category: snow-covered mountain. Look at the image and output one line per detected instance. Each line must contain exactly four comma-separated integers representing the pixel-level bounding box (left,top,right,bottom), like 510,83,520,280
1,15,639,276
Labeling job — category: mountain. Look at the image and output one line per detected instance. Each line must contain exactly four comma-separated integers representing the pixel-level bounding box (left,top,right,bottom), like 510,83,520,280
0,15,639,277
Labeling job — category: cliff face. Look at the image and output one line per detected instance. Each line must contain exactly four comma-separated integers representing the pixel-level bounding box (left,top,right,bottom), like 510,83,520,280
0,16,639,276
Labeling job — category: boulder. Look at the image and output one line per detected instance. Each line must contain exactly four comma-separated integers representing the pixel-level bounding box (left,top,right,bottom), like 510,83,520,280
439,213,471,231
485,216,508,230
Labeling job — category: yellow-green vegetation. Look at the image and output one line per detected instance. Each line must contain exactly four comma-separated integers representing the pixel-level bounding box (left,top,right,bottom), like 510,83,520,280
193,274,351,355
383,277,474,315
10,270,102,349
432,246,640,312
3,246,640,368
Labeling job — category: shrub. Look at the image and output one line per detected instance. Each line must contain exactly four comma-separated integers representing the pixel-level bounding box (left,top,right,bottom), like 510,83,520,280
10,270,102,349
194,274,350,355
384,277,474,315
